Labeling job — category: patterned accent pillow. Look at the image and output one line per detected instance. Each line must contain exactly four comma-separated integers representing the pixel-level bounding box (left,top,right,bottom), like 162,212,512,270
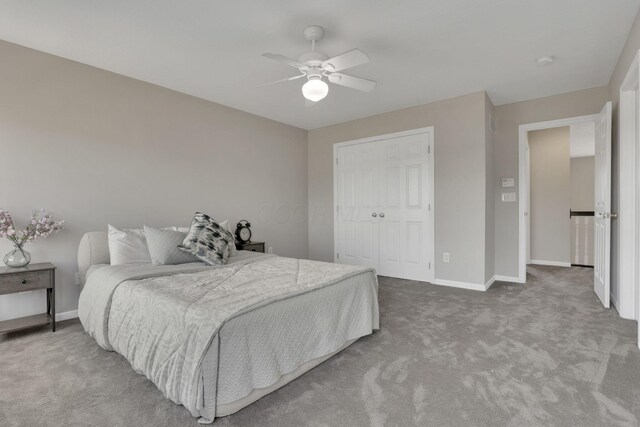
219,220,238,258
144,226,200,266
178,212,234,265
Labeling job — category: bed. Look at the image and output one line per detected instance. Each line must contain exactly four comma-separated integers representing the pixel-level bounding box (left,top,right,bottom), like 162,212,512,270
76,232,379,423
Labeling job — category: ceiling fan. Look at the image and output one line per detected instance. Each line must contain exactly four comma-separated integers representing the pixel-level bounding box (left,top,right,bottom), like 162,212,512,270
262,25,376,104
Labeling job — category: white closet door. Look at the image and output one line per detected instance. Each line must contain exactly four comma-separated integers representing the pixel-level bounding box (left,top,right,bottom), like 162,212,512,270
378,133,431,281
336,143,379,270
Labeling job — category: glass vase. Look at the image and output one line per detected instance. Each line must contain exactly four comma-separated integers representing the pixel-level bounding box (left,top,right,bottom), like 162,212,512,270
3,245,31,268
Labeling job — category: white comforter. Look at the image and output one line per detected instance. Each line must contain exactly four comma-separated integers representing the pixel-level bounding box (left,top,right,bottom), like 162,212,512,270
78,254,378,419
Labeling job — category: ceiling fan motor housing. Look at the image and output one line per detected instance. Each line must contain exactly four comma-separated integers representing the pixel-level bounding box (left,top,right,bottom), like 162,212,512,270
298,51,328,68
306,68,323,81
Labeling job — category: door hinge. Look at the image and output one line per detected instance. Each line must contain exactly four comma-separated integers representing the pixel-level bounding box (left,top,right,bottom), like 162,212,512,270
429,262,431,269
336,253,340,260
336,157,339,165
337,205,340,213
428,203,431,212
428,145,431,154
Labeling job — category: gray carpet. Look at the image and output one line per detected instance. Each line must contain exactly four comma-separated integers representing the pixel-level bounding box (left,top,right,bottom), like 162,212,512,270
1,266,639,426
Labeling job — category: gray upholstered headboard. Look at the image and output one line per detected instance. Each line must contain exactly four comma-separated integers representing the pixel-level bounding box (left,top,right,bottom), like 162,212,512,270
78,232,110,282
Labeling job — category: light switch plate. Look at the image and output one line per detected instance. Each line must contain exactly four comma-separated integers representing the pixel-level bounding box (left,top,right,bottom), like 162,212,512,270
501,178,515,188
501,192,517,202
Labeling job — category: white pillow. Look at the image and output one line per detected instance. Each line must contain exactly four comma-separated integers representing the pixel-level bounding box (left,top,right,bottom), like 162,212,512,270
107,225,152,265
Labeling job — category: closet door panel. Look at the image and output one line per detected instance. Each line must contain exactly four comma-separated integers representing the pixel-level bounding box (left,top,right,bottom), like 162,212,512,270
379,144,404,277
406,221,423,264
378,133,430,281
336,143,379,270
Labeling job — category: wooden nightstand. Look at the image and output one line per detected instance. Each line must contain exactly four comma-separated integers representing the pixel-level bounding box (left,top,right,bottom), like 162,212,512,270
0,263,56,334
235,241,266,253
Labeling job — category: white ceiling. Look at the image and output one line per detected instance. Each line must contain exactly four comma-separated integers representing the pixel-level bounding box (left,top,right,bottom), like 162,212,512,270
570,122,595,158
0,0,638,130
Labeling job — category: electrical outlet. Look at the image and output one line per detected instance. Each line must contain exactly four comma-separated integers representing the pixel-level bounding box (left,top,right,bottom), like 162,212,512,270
267,246,274,254
74,272,81,286
443,253,450,263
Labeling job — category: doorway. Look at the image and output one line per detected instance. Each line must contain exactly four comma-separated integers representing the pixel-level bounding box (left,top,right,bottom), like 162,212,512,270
333,127,435,282
518,103,612,308
526,124,596,269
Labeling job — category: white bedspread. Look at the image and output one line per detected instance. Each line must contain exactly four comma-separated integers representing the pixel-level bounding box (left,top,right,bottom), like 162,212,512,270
78,254,378,420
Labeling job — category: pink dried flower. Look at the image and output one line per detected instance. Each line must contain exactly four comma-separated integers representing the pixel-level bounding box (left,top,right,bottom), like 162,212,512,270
0,209,64,247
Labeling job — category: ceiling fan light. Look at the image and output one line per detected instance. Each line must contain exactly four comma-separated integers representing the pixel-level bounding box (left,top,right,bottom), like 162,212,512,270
302,78,329,102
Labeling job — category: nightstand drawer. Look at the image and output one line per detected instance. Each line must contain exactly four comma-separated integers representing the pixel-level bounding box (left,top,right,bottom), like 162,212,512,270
0,270,52,295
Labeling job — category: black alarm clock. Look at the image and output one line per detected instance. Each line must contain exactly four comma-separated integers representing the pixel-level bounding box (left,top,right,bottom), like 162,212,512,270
235,220,252,243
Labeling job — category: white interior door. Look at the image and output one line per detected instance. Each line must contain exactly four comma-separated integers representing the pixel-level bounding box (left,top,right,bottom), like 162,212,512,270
336,143,379,270
378,133,431,281
594,102,612,308
526,144,531,263
336,129,433,282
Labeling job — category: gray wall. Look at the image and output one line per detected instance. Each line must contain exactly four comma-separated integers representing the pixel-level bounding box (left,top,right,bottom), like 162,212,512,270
484,94,495,282
493,86,611,278
308,92,491,285
528,127,570,264
571,157,595,211
0,40,309,321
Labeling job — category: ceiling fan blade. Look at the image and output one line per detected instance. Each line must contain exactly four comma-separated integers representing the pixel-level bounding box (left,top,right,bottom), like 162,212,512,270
259,74,306,87
328,73,376,92
322,49,369,72
263,53,306,69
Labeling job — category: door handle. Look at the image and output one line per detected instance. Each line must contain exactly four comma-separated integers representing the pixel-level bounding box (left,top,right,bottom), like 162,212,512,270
379,213,385,218
604,212,618,219
371,213,377,218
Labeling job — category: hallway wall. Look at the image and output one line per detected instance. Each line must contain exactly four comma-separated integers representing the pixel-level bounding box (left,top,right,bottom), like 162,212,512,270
570,157,595,211
528,127,571,265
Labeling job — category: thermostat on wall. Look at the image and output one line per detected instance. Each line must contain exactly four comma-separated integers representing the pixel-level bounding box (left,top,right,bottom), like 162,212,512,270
501,178,515,188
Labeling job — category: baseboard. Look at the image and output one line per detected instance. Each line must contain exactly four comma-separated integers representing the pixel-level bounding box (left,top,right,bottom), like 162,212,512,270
611,294,636,320
485,275,496,290
495,275,522,283
610,294,629,319
56,309,78,322
432,278,488,292
529,260,571,267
